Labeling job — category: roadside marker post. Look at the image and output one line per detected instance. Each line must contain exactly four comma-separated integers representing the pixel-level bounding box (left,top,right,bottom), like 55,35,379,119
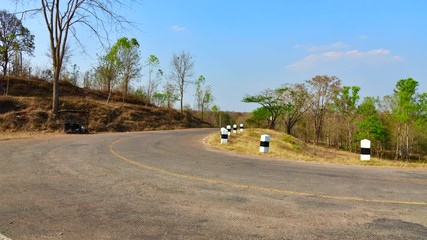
226,125,231,136
220,128,228,144
240,123,244,132
361,139,371,161
260,134,270,153
233,124,237,134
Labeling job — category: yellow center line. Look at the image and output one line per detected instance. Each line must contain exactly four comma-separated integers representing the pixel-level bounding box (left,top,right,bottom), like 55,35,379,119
109,137,427,206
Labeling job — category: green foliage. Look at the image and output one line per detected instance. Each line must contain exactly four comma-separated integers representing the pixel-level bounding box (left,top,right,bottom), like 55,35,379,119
333,86,360,114
194,75,213,119
393,78,419,123
243,88,289,129
416,92,427,125
104,37,141,100
356,116,388,142
152,92,166,106
245,107,270,128
0,10,35,75
354,97,389,149
241,76,427,160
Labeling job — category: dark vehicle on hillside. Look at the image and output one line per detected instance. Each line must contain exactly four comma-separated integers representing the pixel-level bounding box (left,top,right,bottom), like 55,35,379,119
59,110,89,134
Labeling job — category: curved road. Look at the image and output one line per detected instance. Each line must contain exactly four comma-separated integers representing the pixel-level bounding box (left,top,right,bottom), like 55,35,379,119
1,129,426,239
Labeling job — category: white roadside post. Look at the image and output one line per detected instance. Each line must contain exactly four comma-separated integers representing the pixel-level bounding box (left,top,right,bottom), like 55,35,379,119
240,123,244,132
361,139,371,161
233,124,237,134
226,125,231,136
260,134,270,153
220,128,228,144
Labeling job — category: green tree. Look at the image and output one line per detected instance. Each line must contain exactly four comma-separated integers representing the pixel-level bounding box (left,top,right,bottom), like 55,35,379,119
333,86,360,151
145,55,163,104
94,46,120,102
211,105,221,127
109,37,141,102
243,88,288,129
163,82,179,109
194,75,213,120
415,93,427,158
246,107,271,128
392,78,419,160
152,92,167,107
356,97,389,158
0,10,35,76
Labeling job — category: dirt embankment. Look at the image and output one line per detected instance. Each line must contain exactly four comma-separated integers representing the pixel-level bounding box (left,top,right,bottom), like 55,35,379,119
0,76,211,133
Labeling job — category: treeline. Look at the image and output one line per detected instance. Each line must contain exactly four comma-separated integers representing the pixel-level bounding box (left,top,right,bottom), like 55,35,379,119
1,8,216,119
243,75,427,161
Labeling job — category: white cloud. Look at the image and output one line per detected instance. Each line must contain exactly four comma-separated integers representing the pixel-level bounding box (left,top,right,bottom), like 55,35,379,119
287,48,401,70
294,41,350,53
171,25,186,32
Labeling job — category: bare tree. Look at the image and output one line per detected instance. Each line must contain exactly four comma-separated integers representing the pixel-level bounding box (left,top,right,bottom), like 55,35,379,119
170,51,194,115
280,83,309,135
16,0,136,117
306,75,341,144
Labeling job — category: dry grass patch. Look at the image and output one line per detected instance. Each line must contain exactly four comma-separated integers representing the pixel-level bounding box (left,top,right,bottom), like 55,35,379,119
207,128,427,168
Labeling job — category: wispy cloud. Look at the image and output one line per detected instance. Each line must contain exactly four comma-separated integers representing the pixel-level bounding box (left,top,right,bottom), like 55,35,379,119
294,41,350,53
287,48,401,70
171,25,186,32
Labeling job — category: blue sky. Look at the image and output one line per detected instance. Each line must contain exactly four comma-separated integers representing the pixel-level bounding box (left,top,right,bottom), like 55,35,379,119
4,0,427,112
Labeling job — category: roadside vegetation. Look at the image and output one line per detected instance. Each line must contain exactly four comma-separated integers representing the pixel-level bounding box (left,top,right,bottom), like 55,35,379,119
242,75,427,163
0,76,211,133
207,128,427,168
0,4,220,134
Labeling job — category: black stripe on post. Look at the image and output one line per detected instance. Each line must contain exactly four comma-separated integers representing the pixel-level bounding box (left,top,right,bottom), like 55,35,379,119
361,148,371,155
260,141,270,147
221,134,228,139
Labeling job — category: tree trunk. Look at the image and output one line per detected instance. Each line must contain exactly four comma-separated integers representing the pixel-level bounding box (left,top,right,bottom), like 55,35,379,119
6,74,9,96
107,89,112,103
201,107,204,120
180,91,184,115
395,125,401,160
52,69,60,118
286,122,292,135
2,52,8,76
269,120,276,129
405,123,410,161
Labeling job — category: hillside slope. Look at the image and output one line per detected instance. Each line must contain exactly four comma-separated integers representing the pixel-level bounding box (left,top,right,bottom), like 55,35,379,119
0,76,211,133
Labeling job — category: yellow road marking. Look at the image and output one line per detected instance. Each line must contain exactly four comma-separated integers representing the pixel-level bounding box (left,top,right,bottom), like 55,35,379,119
109,137,427,206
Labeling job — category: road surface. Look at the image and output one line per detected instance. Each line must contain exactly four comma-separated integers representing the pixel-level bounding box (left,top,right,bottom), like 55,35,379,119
1,129,426,239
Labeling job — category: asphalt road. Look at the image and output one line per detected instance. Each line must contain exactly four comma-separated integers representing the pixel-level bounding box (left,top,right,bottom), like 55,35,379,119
0,129,426,239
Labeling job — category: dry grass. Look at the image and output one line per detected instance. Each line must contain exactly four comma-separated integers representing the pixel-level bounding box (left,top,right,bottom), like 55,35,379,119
0,95,209,133
0,131,63,141
0,76,211,133
207,128,427,168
